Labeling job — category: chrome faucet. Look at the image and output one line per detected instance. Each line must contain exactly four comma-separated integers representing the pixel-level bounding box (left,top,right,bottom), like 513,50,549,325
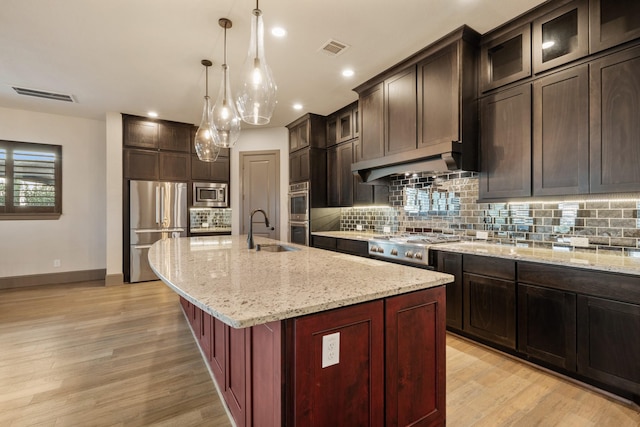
247,209,274,249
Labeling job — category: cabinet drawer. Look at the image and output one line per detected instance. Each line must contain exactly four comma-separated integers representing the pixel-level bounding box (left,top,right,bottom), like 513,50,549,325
518,262,640,304
463,254,515,280
312,235,337,251
336,238,368,256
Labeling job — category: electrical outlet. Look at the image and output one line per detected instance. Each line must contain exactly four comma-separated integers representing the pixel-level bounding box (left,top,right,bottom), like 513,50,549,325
383,226,391,233
322,332,340,368
570,237,589,248
476,231,489,240
53,259,61,267
356,224,363,231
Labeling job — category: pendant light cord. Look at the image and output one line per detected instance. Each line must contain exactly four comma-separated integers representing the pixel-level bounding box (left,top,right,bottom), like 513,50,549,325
223,24,228,102
254,0,260,60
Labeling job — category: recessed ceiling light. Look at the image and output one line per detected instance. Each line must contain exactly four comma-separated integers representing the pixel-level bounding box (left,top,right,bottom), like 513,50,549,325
293,103,303,110
272,27,287,37
147,111,158,118
342,69,355,77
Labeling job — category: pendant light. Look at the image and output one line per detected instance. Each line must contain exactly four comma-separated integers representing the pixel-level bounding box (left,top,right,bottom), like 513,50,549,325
236,0,277,125
212,18,241,148
194,59,220,162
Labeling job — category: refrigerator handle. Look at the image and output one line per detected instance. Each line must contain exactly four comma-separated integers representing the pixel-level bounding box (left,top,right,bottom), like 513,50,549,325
160,186,166,224
155,186,160,224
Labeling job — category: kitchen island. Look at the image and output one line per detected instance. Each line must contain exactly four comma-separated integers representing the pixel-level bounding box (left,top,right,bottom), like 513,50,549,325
149,235,453,427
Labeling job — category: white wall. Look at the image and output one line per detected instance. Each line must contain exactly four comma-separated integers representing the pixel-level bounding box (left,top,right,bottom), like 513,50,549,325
0,107,106,278
230,127,289,238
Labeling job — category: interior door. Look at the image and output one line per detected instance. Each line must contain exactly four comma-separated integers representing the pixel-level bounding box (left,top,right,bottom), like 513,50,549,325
240,151,280,240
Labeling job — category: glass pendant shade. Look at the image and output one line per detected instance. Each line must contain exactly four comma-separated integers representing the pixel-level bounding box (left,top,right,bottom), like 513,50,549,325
212,64,241,148
236,7,277,125
194,95,220,162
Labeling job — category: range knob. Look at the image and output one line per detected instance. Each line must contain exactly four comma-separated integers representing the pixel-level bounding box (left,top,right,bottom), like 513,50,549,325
414,252,423,260
377,247,385,253
370,245,378,253
390,249,398,256
405,251,414,258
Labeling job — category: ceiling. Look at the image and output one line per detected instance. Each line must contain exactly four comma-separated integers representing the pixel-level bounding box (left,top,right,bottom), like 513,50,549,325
0,0,547,129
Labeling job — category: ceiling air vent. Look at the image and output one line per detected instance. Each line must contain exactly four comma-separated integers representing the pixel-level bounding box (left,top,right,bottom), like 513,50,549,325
11,86,76,103
319,39,350,56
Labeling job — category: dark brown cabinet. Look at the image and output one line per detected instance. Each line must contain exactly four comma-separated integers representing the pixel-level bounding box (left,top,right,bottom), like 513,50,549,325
435,251,463,331
124,149,190,181
590,0,640,53
590,44,640,193
123,117,159,149
326,114,338,147
518,283,577,371
463,255,516,350
384,66,418,156
327,141,353,207
577,295,640,398
311,234,369,257
158,122,191,152
158,152,190,181
481,24,532,92
533,64,589,196
191,154,230,182
289,148,309,183
359,82,385,161
532,0,589,74
288,113,326,153
479,84,532,200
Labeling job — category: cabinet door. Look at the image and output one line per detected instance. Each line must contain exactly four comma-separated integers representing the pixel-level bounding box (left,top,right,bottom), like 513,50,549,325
590,45,640,193
158,122,191,152
577,295,640,397
225,326,250,427
211,317,226,388
385,67,417,155
481,24,532,92
292,301,384,427
418,44,459,148
533,65,589,196
352,139,374,206
326,114,338,147
590,0,640,53
479,84,532,200
359,83,385,161
436,251,463,331
289,126,300,152
385,287,446,427
123,148,159,180
297,121,309,150
338,142,353,206
159,152,190,181
327,145,340,206
463,273,516,349
532,0,589,74
338,110,353,143
518,284,576,371
209,156,230,182
123,117,158,149
199,310,213,361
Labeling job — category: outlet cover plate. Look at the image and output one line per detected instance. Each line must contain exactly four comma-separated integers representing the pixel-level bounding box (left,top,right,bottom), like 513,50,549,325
322,332,340,368
570,237,589,248
476,231,488,240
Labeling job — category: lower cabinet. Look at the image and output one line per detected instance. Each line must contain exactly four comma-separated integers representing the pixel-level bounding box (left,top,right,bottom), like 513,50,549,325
462,255,516,350
436,251,463,331
517,283,577,371
311,235,369,257
577,295,640,397
180,287,446,426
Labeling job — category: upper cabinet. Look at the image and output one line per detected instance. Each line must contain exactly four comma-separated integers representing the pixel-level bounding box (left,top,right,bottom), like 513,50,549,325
288,113,326,153
532,0,589,74
355,26,480,170
480,24,532,92
590,0,640,53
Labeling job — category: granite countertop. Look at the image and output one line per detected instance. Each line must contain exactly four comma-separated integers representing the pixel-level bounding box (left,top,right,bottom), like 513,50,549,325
434,241,640,276
148,235,453,328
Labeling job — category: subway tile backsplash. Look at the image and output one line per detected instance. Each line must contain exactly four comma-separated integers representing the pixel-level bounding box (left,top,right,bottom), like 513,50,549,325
339,171,640,255
190,208,232,229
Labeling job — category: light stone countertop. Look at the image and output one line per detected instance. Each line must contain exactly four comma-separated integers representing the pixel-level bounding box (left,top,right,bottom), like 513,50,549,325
148,235,453,328
433,241,640,276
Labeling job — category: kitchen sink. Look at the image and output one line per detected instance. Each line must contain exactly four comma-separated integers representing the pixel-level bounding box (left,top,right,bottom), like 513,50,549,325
256,244,299,253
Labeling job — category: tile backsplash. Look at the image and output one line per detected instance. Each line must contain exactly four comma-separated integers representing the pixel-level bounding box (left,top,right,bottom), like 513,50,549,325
190,208,232,229
340,171,640,255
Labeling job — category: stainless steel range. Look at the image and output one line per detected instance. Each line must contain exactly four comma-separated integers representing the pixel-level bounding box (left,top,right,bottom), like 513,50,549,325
367,233,460,268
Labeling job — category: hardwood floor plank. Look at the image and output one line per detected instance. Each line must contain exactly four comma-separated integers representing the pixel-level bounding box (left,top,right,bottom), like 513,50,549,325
1,280,638,426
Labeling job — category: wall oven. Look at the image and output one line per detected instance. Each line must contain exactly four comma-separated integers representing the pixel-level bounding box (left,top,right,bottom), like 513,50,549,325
288,181,309,245
193,182,228,207
289,181,309,221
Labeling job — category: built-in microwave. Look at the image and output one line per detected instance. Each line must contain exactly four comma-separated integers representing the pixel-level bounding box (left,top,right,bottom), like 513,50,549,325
289,181,309,221
193,182,228,207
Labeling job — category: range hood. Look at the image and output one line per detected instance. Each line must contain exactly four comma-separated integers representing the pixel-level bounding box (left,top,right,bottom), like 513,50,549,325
352,142,471,184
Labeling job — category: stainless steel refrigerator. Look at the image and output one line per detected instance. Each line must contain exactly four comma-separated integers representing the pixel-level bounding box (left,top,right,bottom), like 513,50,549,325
129,180,187,282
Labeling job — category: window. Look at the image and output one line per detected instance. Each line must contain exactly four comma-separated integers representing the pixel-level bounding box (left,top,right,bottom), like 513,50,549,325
0,140,62,219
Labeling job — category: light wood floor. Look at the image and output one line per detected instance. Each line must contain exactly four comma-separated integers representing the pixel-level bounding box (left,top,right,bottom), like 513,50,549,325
1,281,638,426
